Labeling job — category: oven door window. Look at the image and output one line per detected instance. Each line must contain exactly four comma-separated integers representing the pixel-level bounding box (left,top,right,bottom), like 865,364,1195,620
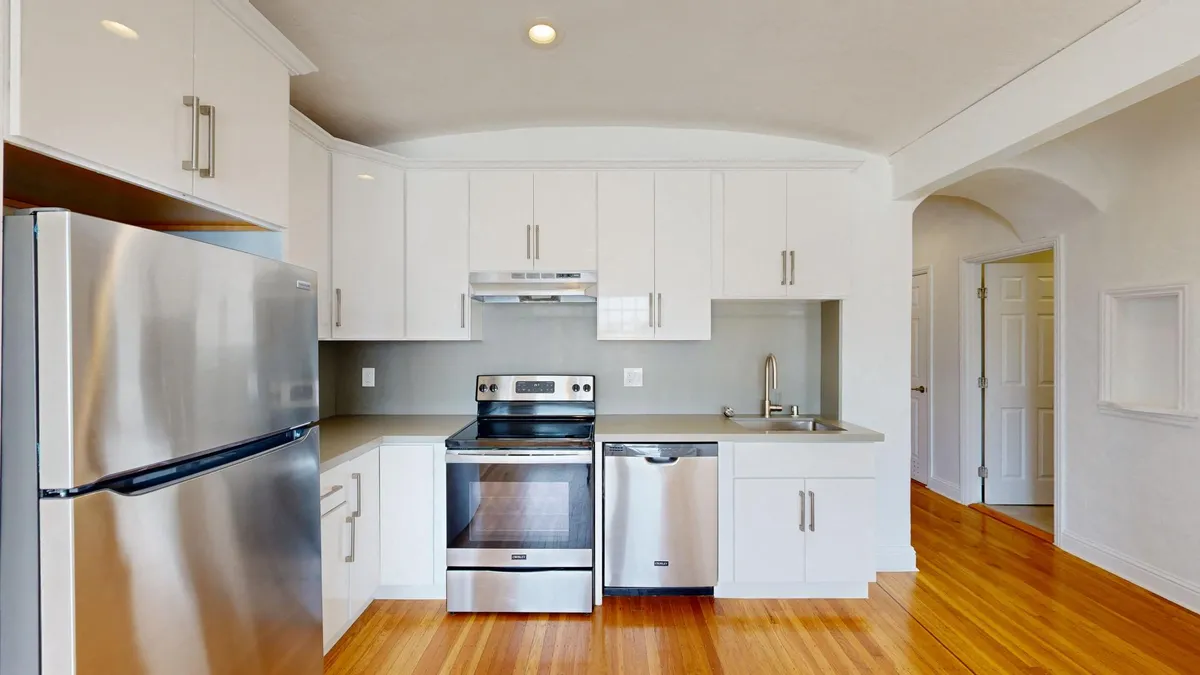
446,462,593,549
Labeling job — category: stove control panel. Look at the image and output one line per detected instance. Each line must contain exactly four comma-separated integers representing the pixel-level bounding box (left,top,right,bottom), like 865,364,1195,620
475,375,595,402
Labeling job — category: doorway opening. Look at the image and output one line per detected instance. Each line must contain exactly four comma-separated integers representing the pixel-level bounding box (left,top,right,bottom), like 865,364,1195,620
959,238,1063,542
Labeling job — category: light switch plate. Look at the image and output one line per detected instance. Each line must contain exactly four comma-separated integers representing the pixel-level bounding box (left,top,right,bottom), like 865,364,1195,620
362,367,376,388
623,368,643,387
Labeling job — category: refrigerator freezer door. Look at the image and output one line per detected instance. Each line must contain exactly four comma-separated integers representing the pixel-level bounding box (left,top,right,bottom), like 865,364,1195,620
39,428,322,675
29,211,319,489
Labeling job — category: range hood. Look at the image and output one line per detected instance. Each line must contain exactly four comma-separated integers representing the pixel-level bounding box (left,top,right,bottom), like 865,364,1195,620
469,271,598,303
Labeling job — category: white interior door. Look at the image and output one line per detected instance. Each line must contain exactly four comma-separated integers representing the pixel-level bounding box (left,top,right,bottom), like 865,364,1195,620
911,272,931,484
983,263,1055,505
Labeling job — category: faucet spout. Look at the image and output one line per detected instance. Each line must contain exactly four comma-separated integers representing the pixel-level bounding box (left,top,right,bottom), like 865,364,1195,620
763,353,783,418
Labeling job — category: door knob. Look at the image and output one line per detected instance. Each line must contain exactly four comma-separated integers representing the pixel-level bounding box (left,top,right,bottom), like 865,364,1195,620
911,386,926,393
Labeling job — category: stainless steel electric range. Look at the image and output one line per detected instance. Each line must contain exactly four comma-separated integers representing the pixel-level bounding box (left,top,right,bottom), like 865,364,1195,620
444,375,595,613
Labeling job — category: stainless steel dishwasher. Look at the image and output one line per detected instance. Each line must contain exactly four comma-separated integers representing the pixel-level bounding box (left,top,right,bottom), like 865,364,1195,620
603,443,718,593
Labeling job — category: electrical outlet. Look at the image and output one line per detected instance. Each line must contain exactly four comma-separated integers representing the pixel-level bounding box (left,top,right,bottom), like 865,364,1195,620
361,367,376,388
623,368,643,387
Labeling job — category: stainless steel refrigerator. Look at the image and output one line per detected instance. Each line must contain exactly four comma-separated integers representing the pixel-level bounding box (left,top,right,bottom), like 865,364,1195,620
0,211,322,675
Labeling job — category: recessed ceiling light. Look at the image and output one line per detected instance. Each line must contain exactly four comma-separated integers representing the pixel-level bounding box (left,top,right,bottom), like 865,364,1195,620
356,173,375,181
528,23,557,45
100,19,138,40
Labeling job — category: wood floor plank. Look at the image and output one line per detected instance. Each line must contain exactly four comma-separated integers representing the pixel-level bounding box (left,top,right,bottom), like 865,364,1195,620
325,484,1200,674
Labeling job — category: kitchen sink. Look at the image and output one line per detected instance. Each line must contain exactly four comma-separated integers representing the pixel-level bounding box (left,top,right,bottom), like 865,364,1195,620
731,417,845,432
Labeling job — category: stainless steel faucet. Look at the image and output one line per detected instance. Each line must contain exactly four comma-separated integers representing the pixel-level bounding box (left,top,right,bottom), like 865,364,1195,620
763,353,784,418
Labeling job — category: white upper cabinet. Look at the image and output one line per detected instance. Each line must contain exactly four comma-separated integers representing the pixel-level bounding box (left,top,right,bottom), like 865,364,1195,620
191,0,290,225
406,171,476,340
653,172,712,340
8,0,298,228
469,172,534,272
331,154,405,339
597,171,712,341
786,171,857,299
597,171,655,340
10,0,196,194
285,126,332,339
722,171,788,298
533,171,597,270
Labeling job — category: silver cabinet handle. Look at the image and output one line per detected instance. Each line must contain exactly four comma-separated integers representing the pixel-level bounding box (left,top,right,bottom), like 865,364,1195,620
535,224,541,260
799,490,805,531
526,225,532,259
335,288,342,327
351,472,362,518
344,514,356,563
182,96,200,171
781,250,787,285
657,293,663,328
461,293,466,328
790,251,796,285
809,490,815,531
320,484,343,501
199,104,216,178
648,292,654,328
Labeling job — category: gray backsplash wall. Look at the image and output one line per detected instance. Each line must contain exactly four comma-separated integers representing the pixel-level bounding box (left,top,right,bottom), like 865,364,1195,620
325,301,822,416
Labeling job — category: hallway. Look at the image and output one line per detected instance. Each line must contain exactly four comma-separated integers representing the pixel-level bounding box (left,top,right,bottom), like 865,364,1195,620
324,484,1200,674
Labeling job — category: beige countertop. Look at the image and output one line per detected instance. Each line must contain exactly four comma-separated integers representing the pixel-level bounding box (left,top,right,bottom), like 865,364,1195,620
318,415,473,472
594,415,884,443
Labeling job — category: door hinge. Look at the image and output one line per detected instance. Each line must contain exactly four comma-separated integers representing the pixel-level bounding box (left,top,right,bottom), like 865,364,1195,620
977,376,988,389
977,287,988,299
978,466,989,479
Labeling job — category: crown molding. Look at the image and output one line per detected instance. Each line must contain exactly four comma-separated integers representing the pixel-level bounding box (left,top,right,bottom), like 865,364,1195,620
211,0,317,76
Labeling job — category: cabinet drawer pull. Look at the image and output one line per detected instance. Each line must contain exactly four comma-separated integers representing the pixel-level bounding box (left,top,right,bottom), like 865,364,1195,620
535,225,541,260
789,250,796,286
345,514,356,563
199,104,216,178
320,484,343,501
335,288,343,327
526,225,532,259
657,293,663,328
809,490,815,531
182,96,200,171
351,472,362,518
461,293,467,328
780,250,787,285
648,293,654,328
799,490,805,531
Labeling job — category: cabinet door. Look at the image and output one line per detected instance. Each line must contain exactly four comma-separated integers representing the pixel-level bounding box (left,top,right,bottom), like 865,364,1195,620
379,445,436,587
654,172,712,340
469,172,534,272
406,171,472,339
787,171,857,298
330,154,405,339
191,0,290,225
347,449,381,619
320,501,349,653
12,0,194,193
597,171,655,340
733,479,806,583
285,127,332,339
722,172,787,298
533,171,597,270
804,478,876,583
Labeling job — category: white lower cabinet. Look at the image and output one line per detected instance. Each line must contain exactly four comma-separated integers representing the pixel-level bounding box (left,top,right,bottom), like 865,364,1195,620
346,449,381,618
723,443,876,597
320,494,350,653
378,444,445,597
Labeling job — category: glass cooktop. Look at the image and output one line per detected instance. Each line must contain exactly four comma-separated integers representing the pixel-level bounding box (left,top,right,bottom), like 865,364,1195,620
445,417,595,449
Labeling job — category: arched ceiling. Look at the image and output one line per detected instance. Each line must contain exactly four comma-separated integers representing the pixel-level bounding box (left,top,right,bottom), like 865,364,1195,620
252,0,1136,150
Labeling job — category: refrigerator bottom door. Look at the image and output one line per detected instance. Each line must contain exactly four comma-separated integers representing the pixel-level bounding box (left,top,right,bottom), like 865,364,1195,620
40,429,322,675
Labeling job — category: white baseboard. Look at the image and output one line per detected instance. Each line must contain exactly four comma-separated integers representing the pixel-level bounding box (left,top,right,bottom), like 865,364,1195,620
927,476,962,503
876,545,918,572
375,584,446,601
1059,530,1200,614
715,581,867,599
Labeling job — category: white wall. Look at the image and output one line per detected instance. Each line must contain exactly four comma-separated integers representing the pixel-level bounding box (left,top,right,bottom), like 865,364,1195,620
925,76,1200,610
911,198,1021,500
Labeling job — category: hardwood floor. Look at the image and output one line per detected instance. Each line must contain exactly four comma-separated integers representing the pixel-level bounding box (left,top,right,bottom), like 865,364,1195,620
324,484,1200,674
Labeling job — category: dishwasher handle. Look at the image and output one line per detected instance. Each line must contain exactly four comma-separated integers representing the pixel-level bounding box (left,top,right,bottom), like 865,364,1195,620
644,457,679,464
603,443,718,458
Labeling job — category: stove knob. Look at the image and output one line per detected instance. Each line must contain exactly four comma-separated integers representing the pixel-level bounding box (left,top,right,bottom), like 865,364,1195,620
572,384,581,393
583,384,592,393
478,384,487,393
489,384,498,393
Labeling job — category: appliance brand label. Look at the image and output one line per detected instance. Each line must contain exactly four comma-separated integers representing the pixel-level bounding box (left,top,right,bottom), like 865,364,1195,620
511,554,527,560
295,280,312,291
654,561,670,567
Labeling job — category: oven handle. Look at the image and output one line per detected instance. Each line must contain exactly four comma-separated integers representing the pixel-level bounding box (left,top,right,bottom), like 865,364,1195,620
445,450,593,465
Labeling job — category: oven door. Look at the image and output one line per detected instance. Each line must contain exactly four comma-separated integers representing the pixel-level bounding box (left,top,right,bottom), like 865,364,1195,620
446,450,593,569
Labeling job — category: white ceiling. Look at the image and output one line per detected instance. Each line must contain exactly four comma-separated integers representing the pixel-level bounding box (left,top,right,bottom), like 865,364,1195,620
253,0,1137,153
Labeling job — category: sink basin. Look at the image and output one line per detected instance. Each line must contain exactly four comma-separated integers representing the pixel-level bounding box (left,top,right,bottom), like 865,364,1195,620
731,417,844,432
